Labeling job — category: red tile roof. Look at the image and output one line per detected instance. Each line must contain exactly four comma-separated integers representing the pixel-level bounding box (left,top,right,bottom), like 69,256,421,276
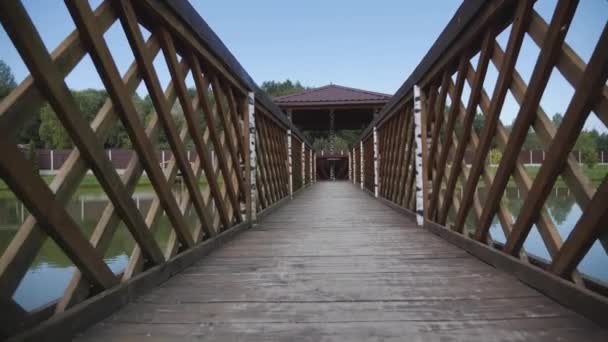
273,84,391,107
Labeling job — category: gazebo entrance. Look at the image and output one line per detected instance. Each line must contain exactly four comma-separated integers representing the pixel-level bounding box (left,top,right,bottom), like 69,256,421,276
274,84,390,180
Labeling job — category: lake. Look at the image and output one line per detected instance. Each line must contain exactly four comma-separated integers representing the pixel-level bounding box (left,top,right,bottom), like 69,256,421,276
0,183,201,311
0,185,606,311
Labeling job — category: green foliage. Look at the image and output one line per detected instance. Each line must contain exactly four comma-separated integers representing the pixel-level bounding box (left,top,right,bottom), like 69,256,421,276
39,89,108,148
489,148,502,165
473,112,485,133
0,59,16,99
27,140,38,172
575,131,598,168
261,79,310,97
552,113,563,127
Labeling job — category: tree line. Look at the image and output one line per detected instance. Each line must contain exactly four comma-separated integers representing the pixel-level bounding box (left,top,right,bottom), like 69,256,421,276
3,64,606,166
1,59,200,150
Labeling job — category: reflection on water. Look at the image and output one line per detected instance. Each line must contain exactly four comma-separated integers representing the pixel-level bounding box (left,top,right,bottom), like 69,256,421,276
0,184,201,311
461,187,608,284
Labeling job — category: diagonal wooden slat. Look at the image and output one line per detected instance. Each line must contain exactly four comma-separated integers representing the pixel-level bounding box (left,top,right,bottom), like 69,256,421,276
505,24,608,255
428,57,468,219
0,139,117,290
475,0,579,241
0,0,117,140
157,27,220,236
0,0,164,265
0,33,161,301
438,29,494,225
453,0,534,233
190,55,242,223
65,0,195,248
550,178,608,278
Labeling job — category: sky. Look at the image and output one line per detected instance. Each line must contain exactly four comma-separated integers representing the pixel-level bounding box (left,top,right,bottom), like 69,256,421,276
0,0,606,131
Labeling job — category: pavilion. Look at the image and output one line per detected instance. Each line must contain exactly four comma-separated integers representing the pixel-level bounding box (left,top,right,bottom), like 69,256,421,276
274,84,391,180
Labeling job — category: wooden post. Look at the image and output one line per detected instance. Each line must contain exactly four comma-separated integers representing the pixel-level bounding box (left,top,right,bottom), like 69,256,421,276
309,148,313,184
413,86,424,226
287,129,293,198
360,141,364,189
301,142,305,186
247,91,257,222
373,126,379,198
313,152,316,183
352,147,356,184
348,151,351,182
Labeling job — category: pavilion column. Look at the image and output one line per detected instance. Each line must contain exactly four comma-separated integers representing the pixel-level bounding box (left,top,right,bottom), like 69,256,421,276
329,109,335,181
286,109,292,122
348,151,351,182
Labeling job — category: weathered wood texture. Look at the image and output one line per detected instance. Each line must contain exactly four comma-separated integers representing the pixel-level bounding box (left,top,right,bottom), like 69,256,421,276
75,182,607,341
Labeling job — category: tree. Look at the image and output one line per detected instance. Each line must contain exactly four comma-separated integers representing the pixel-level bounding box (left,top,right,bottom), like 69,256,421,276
27,140,38,172
575,131,598,168
261,79,310,97
0,59,16,99
473,112,485,133
39,89,108,148
552,113,563,127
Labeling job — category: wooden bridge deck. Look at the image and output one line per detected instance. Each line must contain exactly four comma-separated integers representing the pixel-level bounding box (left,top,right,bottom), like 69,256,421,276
77,182,607,341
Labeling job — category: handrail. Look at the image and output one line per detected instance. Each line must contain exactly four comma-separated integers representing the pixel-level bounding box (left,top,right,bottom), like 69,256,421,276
350,0,608,326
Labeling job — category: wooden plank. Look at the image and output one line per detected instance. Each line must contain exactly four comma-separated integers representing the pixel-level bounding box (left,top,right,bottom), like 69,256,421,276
505,24,608,255
475,0,578,241
70,182,608,341
0,0,165,264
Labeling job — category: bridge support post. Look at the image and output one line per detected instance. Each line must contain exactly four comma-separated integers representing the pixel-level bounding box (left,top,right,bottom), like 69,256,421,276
301,142,305,186
360,141,364,189
352,147,356,184
287,129,293,199
309,149,313,184
246,92,257,223
413,86,424,226
313,152,316,183
373,126,379,197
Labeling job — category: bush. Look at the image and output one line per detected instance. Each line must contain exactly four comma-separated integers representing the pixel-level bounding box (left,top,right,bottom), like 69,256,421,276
489,149,502,165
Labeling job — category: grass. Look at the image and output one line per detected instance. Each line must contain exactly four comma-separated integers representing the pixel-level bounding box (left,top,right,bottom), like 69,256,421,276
0,174,209,197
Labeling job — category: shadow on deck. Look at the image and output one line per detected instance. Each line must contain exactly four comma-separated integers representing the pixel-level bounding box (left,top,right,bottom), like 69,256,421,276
76,182,607,341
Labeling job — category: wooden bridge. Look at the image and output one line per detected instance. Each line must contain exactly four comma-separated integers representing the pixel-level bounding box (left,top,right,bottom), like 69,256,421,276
0,0,607,340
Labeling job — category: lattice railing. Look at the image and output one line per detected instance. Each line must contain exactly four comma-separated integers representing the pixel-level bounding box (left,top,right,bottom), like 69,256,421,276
352,0,608,321
0,0,312,338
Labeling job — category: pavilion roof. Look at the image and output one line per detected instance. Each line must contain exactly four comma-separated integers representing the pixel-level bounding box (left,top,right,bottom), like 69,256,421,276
273,84,391,107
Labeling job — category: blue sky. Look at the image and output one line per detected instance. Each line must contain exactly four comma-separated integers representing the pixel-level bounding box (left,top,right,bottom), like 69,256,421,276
0,0,606,131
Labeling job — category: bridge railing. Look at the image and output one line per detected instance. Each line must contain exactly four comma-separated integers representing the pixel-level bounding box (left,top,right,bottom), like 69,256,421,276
352,0,608,323
0,0,312,338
